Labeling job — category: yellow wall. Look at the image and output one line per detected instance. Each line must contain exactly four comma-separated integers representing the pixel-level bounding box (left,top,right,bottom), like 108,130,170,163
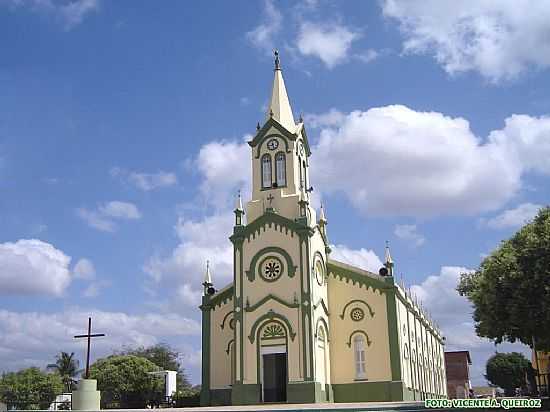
326,273,391,383
210,295,234,389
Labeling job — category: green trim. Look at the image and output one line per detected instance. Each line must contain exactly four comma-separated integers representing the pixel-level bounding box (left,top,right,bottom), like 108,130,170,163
248,309,297,343
314,317,330,342
249,124,293,157
287,381,331,403
209,286,234,308
346,330,372,347
327,260,390,292
220,310,235,330
225,339,234,355
313,298,330,317
230,210,313,244
245,293,299,312
394,289,444,343
339,299,375,319
332,381,405,402
386,289,402,381
246,246,297,282
200,295,212,406
209,388,232,406
231,383,261,405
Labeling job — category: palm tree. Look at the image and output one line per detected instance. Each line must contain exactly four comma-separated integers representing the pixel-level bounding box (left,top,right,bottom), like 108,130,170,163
50,352,80,392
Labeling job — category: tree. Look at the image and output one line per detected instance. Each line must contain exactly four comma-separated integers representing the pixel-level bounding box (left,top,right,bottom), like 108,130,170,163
485,352,530,396
49,352,79,392
118,343,191,389
458,206,550,350
0,367,64,410
89,355,163,409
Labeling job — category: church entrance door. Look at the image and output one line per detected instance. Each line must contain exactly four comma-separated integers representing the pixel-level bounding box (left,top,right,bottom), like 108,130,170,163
261,346,287,402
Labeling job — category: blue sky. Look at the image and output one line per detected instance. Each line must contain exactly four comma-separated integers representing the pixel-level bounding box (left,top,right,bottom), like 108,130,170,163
1,0,550,386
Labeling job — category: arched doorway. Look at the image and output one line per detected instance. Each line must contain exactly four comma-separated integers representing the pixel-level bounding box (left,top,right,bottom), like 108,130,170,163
258,321,288,402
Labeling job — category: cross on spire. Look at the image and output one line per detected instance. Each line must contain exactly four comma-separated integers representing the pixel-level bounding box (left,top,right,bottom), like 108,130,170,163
74,317,105,379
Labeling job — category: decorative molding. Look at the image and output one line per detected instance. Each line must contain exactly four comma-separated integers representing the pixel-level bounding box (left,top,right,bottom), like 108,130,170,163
248,309,297,343
327,260,390,292
245,246,297,282
313,298,330,317
245,293,299,312
346,330,372,348
220,310,235,330
209,285,234,308
314,317,330,342
225,339,234,355
339,299,375,319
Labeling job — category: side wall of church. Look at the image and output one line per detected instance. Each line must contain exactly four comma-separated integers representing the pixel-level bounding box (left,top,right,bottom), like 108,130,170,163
326,274,391,384
209,295,234,390
395,291,447,399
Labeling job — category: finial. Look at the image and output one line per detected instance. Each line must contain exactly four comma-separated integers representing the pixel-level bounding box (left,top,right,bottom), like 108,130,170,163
256,122,261,131
269,108,274,117
274,50,280,70
319,203,327,223
384,240,393,265
235,190,243,211
299,113,303,123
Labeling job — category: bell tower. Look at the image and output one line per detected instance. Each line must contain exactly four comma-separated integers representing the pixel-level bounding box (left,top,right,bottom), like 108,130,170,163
229,52,332,405
246,51,316,226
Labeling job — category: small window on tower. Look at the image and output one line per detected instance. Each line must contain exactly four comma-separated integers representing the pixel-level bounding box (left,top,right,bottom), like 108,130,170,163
261,154,272,189
275,152,286,187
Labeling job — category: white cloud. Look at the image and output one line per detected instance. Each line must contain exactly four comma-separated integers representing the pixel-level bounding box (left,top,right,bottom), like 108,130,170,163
329,244,383,273
296,22,360,68
305,108,346,128
410,266,531,385
394,224,425,246
77,201,141,232
0,239,72,296
111,167,178,191
73,258,96,280
83,280,111,298
311,105,550,217
0,308,200,373
485,203,542,229
144,213,234,306
2,0,99,30
354,48,379,64
99,201,141,219
195,139,251,210
246,0,282,53
382,0,550,82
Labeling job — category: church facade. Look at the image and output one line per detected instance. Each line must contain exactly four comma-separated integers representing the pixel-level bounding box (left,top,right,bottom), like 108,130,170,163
200,53,447,406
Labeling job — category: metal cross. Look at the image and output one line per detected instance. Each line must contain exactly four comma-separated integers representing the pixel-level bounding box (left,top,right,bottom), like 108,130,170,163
266,194,274,205
74,317,105,379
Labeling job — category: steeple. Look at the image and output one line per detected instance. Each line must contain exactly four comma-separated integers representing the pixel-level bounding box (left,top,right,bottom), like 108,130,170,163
384,241,394,277
204,260,212,285
267,50,295,131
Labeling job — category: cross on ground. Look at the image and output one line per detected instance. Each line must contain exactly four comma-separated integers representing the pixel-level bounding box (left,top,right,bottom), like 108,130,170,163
74,317,105,379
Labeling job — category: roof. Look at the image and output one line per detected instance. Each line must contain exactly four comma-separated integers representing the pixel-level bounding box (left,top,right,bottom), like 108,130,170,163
445,350,472,364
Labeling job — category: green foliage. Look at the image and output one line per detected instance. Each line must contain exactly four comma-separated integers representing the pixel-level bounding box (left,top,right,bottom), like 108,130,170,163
51,352,79,392
89,355,163,409
118,343,191,389
171,386,200,407
458,206,550,350
0,367,64,410
485,352,530,396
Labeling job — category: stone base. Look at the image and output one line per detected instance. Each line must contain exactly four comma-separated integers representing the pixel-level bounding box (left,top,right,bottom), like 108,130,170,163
72,379,101,410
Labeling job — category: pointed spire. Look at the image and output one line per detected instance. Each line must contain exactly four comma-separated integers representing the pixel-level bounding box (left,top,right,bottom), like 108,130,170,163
267,50,295,131
235,190,243,211
319,204,327,224
204,260,212,285
385,240,393,265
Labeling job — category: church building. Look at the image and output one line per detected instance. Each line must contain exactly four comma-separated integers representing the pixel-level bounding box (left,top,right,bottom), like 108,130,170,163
200,52,447,405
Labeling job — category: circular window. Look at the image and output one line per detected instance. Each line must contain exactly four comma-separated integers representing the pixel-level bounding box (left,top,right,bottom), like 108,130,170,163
260,256,283,282
350,308,365,322
229,318,236,330
314,259,325,286
267,139,279,150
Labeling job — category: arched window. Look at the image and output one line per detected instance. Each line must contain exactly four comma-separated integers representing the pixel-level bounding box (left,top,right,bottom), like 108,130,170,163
353,334,366,379
261,154,272,189
275,152,286,187
298,156,303,189
302,160,307,189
